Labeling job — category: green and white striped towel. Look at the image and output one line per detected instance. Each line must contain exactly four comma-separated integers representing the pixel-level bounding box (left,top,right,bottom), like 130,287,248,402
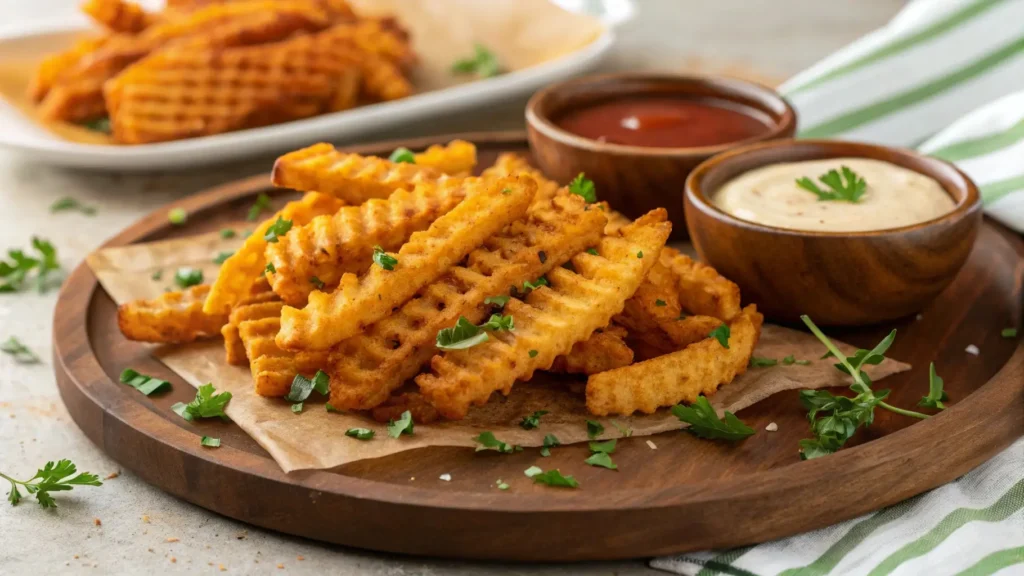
652,1,1024,574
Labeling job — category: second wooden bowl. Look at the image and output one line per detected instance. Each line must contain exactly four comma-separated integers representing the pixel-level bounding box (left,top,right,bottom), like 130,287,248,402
685,140,983,326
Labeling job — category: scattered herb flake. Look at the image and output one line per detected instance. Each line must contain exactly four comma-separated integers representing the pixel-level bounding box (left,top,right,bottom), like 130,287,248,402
0,237,61,293
524,466,543,478
436,316,489,350
480,313,514,332
522,277,548,293
325,403,342,413
346,428,375,440
387,410,414,438
220,229,236,239
173,267,203,289
585,248,599,256
519,410,549,430
118,368,170,396
586,419,604,439
168,208,187,225
709,324,730,348
291,403,303,414
263,217,292,243
247,194,272,221
213,251,233,265
200,436,220,448
672,396,754,441
484,295,510,308
589,439,616,454
285,370,330,402
528,349,539,358
529,469,579,488
372,245,398,270
540,433,560,457
451,43,502,78
918,362,949,410
49,197,96,215
82,117,111,134
1002,328,1018,338
388,147,416,164
584,452,617,470
265,262,276,275
568,173,597,203
611,420,633,437
0,337,40,364
750,356,778,368
497,480,509,490
151,270,163,281
310,276,325,290
473,431,521,454
637,251,643,258
170,383,232,422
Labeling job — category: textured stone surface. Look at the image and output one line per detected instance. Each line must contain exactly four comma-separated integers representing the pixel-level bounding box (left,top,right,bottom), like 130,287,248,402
0,1,899,573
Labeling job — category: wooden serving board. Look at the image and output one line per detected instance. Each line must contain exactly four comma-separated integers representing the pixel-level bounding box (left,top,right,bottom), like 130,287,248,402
53,131,1024,561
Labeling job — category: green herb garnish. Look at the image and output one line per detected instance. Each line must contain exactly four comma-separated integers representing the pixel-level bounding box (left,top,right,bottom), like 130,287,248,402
451,43,501,78
82,117,111,134
285,370,330,403
585,248,599,256
519,410,548,430
436,316,489,350
637,251,643,259
173,267,203,289
540,433,560,457
586,419,604,439
170,383,232,422
0,237,61,293
796,166,867,203
783,355,811,366
750,356,778,368
151,270,163,281
49,197,96,215
263,217,292,243
247,193,272,221
484,295,510,308
387,410,414,437
709,324,730,349
918,362,948,410
584,452,617,470
220,229,236,239
522,277,548,293
168,208,187,225
388,147,415,164
1002,328,1018,338
119,368,171,396
480,314,514,331
671,396,754,441
213,251,233,264
655,299,667,307
346,428,375,440
201,436,220,448
473,431,521,454
528,349,538,358
568,173,597,203
372,245,398,270
1,337,40,364
589,439,616,454
310,276,325,290
526,468,579,488
265,262,276,275
291,403,303,414
3,459,101,508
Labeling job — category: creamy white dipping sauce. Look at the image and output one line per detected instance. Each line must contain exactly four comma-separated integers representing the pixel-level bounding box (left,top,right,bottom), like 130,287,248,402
711,158,956,232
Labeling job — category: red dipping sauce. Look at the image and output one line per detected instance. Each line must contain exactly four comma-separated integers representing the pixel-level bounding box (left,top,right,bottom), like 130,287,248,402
554,96,773,148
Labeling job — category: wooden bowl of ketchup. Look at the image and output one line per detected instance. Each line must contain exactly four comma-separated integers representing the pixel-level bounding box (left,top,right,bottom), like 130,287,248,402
526,73,796,238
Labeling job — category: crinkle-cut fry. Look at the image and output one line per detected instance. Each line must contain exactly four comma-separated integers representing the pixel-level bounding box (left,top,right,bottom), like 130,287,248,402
371,393,440,424
221,282,279,365
416,210,671,420
82,0,155,33
265,177,471,307
480,153,561,207
327,193,606,410
28,36,108,102
303,18,415,69
549,326,634,375
271,142,452,204
625,315,723,362
117,285,227,343
203,192,344,316
586,305,763,416
278,176,536,350
237,313,329,397
413,140,476,176
660,246,742,321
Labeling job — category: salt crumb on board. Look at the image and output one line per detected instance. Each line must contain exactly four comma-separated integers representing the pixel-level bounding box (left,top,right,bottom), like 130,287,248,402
766,422,778,432
966,344,980,355
646,440,657,450
439,473,451,481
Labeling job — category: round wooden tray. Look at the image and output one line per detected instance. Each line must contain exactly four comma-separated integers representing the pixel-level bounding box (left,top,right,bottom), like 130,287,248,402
54,131,1024,561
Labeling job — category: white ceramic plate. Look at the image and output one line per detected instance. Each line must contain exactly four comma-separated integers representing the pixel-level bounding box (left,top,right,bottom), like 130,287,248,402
0,1,632,171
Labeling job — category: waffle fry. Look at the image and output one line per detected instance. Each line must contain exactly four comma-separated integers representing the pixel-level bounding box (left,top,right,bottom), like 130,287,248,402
480,153,562,207
327,193,606,411
271,142,457,204
82,0,156,33
203,192,345,316
265,177,472,306
660,246,742,321
238,311,330,397
28,37,109,102
586,305,763,416
413,140,477,175
277,176,536,350
221,280,278,365
416,210,671,420
549,326,634,375
118,285,227,343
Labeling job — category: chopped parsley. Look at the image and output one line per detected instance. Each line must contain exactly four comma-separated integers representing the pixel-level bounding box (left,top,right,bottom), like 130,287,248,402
263,217,292,243
345,428,375,440
586,419,604,439
388,147,416,164
637,251,643,259
526,467,578,488
519,410,548,430
265,262,276,275
1002,328,1018,338
782,355,811,366
171,383,232,422
310,276,325,290
585,248,599,256
151,270,163,281
584,452,616,470
173,267,203,289
749,356,778,368
708,324,730,348
568,173,597,203
528,349,538,358
451,43,501,78
473,431,521,453
1,337,40,364
521,277,548,293
480,314,514,331
247,193,272,221
497,480,510,490
484,295,510,308
387,410,414,437
49,197,96,215
672,396,754,441
82,117,111,134
219,229,236,239
372,245,398,270
291,403,303,414
119,368,171,396
213,251,233,264
436,314,513,351
796,166,867,203
540,433,560,457
285,370,330,403
200,436,220,448
0,237,61,293
168,208,187,225
655,299,667,307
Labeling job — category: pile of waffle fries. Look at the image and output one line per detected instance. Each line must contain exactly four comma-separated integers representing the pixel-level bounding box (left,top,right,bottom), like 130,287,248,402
117,140,763,420
30,0,415,144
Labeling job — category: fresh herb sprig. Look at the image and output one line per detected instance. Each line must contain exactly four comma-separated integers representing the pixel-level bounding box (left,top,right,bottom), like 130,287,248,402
451,44,502,78
0,237,61,293
796,166,867,203
3,459,102,508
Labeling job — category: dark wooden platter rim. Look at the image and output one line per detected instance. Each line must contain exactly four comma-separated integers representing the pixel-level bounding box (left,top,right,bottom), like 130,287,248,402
53,131,1024,562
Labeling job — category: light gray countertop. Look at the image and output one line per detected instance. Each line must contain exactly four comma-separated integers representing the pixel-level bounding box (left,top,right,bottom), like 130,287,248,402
0,1,901,574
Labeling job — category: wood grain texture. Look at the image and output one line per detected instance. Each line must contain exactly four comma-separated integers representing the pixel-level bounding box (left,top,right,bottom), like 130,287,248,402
53,132,1023,561
685,140,983,326
526,74,797,239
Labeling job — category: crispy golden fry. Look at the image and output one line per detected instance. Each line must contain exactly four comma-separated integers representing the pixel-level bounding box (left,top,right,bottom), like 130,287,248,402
586,305,763,416
203,192,344,316
221,280,278,365
271,142,457,204
480,153,562,207
265,177,471,307
604,209,633,234
413,140,477,175
28,37,108,102
277,176,536,350
237,310,330,397
82,0,155,33
117,285,227,343
327,193,606,411
370,392,440,424
660,246,741,321
416,210,671,420
550,326,633,375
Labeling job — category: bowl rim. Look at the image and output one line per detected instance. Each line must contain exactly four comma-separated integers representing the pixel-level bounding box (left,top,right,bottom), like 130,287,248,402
684,138,983,238
524,72,797,158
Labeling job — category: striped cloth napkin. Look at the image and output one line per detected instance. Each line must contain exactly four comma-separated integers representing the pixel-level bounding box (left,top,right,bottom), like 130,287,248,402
652,1,1024,574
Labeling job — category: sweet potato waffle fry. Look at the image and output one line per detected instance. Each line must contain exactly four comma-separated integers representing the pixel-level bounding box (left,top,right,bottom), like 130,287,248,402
203,192,344,316
415,210,672,420
271,142,465,203
118,285,227,343
220,279,278,365
277,176,536,350
326,193,606,411
265,177,473,307
82,0,156,34
587,305,764,416
549,325,634,375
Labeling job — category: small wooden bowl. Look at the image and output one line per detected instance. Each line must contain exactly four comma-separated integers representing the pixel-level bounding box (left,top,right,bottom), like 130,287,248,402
526,73,796,238
685,140,983,326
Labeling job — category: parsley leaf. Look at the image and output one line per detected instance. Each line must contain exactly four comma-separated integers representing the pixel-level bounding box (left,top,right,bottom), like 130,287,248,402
527,468,579,488
170,383,232,422
213,251,233,264
247,193,272,221
586,419,604,439
173,267,203,289
480,314,514,332
611,420,633,437
388,147,415,164
436,316,489,350
265,262,276,275
567,173,597,203
372,245,398,270
522,277,548,293
345,428,375,440
749,356,778,368
655,299,667,307
119,368,170,396
387,410,414,437
484,295,510,308
519,410,548,430
220,229,236,239
50,197,96,215
540,433,560,457
1,337,40,364
2,459,102,508
671,396,754,441
918,362,948,410
285,370,330,403
709,324,730,348
473,431,522,453
796,166,867,203
151,270,163,281
263,217,292,243
310,276,325,290
82,117,111,133
528,349,538,358
637,251,643,258
291,403,304,414
0,237,61,293
200,436,220,448
584,452,617,470
589,439,616,454
585,248,599,256
451,43,502,78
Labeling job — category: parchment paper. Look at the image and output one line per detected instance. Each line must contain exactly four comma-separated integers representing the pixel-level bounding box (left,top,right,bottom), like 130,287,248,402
87,231,911,472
